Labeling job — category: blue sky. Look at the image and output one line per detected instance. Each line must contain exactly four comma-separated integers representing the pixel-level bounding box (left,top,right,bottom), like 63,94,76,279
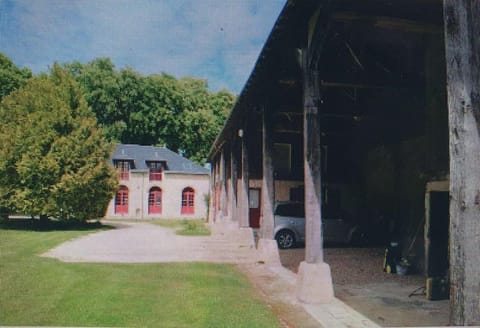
0,0,285,93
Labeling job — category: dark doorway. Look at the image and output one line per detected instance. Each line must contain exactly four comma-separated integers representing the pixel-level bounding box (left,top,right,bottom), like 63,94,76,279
425,191,449,300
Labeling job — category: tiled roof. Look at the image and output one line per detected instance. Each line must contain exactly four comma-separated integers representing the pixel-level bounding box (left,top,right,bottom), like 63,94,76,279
112,144,209,175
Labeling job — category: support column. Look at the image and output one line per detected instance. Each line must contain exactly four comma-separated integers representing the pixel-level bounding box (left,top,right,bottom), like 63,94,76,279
296,46,333,304
261,105,275,239
239,127,250,228
444,1,480,325
208,159,216,223
230,144,238,222
225,148,233,222
257,104,281,265
219,150,228,221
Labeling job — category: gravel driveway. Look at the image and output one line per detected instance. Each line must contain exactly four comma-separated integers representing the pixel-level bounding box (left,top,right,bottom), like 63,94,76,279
42,220,256,263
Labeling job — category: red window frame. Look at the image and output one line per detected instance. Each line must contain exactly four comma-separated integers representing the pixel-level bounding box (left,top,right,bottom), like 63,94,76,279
115,186,129,214
148,162,163,181
115,160,130,181
148,187,162,214
181,187,195,215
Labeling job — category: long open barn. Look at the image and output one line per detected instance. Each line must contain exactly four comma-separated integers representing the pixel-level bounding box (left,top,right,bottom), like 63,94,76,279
207,1,480,325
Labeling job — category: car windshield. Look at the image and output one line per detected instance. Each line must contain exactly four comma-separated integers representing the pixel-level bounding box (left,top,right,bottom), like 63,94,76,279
274,203,304,217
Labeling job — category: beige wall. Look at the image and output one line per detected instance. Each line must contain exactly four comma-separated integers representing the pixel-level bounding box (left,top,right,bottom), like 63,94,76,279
105,171,209,219
249,179,304,202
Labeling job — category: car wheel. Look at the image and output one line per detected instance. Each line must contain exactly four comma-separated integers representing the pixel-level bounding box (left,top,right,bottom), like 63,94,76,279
276,230,295,249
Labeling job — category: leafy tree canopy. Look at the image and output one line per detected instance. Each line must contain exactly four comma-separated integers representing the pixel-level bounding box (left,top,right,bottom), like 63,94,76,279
64,58,235,164
0,64,118,221
0,52,32,101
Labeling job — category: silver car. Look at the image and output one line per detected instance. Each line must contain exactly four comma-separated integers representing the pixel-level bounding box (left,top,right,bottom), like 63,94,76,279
273,201,361,249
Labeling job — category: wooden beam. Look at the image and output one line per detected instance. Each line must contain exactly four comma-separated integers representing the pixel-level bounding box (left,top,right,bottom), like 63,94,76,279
274,129,303,134
321,80,403,90
308,3,333,69
333,11,443,34
274,112,303,116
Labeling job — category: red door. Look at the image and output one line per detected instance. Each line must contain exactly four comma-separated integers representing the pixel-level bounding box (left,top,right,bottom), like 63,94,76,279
181,187,195,215
115,186,129,214
148,187,162,214
249,188,261,228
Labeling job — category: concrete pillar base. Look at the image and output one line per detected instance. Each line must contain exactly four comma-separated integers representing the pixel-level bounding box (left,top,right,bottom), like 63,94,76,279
256,238,281,265
239,227,255,248
296,261,334,304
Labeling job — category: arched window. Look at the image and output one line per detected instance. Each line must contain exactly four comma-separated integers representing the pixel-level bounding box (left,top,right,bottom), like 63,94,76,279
115,186,129,214
181,187,195,215
149,187,162,214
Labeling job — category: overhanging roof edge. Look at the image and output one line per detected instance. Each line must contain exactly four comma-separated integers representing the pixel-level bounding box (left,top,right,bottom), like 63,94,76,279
207,0,298,162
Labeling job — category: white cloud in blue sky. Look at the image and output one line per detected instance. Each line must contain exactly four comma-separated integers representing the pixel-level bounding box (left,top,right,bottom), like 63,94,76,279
0,0,285,93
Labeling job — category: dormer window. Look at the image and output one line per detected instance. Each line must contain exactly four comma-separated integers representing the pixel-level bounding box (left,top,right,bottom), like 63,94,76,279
148,161,164,181
114,160,131,180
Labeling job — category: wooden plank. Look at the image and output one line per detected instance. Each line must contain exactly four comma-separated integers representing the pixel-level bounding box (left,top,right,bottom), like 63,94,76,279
444,0,480,325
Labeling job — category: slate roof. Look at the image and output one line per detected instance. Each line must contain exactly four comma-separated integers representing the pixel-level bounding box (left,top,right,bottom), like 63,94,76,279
112,144,209,175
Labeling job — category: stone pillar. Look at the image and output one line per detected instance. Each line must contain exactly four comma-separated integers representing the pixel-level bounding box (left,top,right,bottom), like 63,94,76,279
261,105,275,239
296,47,334,304
444,1,480,325
239,126,250,228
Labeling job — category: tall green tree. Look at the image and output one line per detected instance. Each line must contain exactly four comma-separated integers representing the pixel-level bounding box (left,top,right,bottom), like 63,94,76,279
0,65,118,221
64,58,235,164
0,53,32,102
65,58,126,142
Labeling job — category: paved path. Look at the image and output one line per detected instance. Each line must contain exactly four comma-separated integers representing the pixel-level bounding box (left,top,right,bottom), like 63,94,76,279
42,220,256,263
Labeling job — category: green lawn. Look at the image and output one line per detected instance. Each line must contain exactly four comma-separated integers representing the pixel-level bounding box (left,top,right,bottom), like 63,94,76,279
105,218,211,236
0,220,278,328
152,218,211,236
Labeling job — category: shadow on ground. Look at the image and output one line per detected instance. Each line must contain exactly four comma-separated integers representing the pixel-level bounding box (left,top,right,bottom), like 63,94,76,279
280,247,449,327
0,218,114,232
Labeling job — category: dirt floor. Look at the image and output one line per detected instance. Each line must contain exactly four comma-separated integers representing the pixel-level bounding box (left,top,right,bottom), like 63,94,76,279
279,247,450,327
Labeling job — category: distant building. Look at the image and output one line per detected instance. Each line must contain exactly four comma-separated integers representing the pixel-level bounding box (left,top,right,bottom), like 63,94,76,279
105,144,209,219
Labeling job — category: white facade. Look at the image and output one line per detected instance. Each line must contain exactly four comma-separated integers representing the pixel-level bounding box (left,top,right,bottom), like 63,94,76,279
105,171,209,219
105,144,210,220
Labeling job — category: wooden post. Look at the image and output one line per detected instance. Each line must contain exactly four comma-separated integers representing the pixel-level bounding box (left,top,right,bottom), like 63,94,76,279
296,45,333,304
261,105,275,239
208,159,216,224
303,50,324,264
239,126,250,228
444,0,480,325
225,147,233,221
230,143,238,222
220,149,228,221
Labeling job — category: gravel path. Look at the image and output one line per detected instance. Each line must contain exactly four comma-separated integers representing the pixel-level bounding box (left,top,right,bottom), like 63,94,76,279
279,247,449,327
42,221,256,263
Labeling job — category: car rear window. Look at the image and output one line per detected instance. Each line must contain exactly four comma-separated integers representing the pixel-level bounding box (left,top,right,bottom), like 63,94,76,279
274,203,304,217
